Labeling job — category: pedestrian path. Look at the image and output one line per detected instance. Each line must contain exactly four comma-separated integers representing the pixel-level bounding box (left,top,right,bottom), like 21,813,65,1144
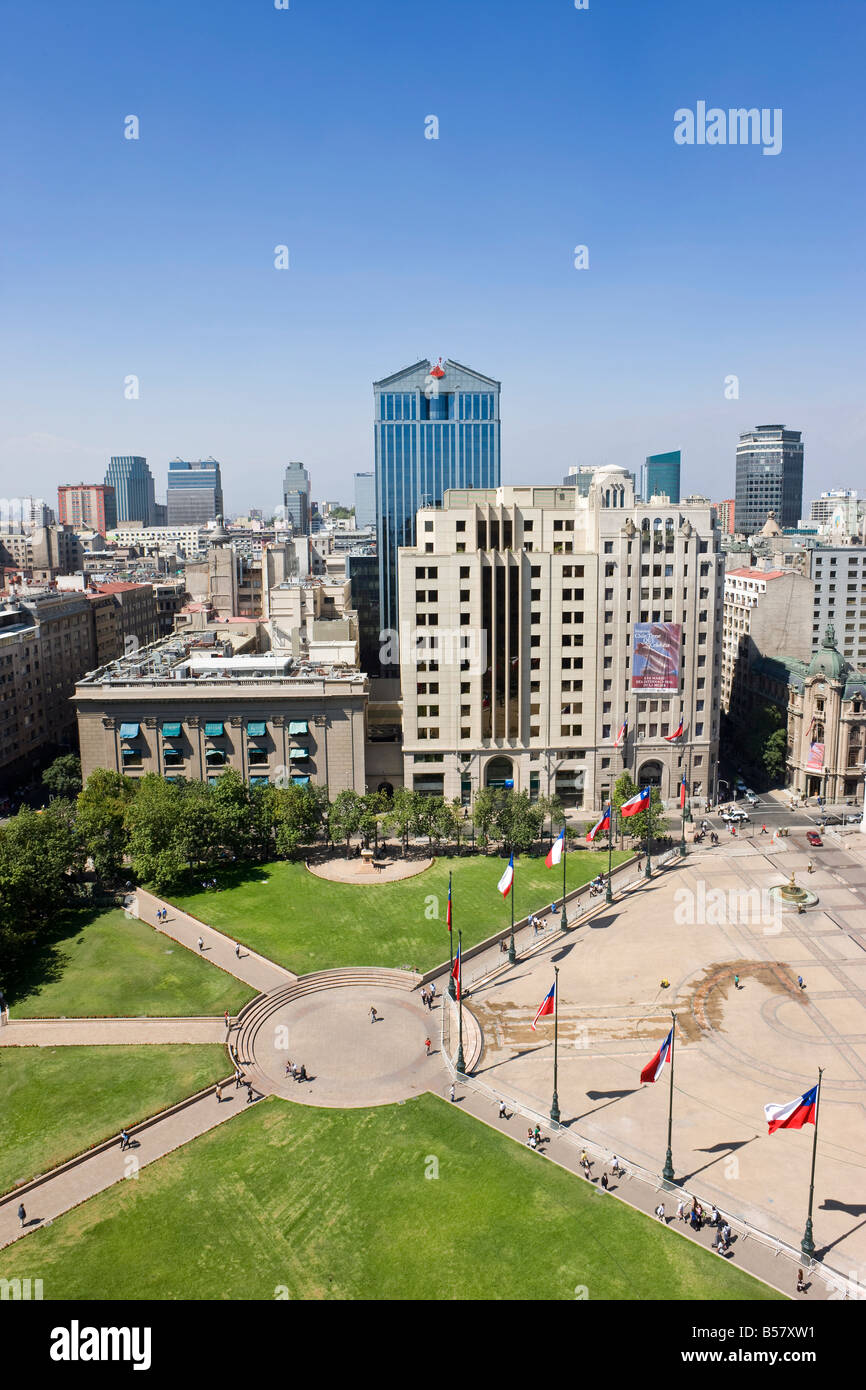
136,888,296,993
0,1075,247,1251
0,1017,226,1047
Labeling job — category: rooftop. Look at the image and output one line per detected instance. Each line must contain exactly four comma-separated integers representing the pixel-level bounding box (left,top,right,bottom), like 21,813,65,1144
75,629,365,690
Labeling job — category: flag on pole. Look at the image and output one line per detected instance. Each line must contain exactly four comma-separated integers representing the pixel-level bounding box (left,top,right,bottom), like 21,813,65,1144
640,1025,674,1083
621,786,651,818
586,806,611,843
446,874,452,932
614,718,628,748
450,938,462,1000
497,854,514,898
546,829,565,867
764,1084,818,1134
531,979,556,1031
664,719,684,742
680,773,687,810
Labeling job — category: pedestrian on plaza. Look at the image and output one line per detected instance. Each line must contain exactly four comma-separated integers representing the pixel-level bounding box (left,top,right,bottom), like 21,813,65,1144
235,1067,243,1087
245,1083,254,1103
224,1011,229,1029
710,1206,719,1227
235,942,241,958
498,1099,507,1119
429,981,436,1002
807,860,815,874
676,1198,685,1221
601,1172,609,1191
299,1064,307,1082
215,1084,223,1103
761,824,768,834
534,1124,541,1144
420,987,428,1009
119,1129,130,1151
796,1268,806,1294
18,1203,26,1228
370,1005,378,1024
286,1059,294,1077
425,1036,432,1056
734,974,740,990
636,855,643,873
610,1154,620,1178
798,975,806,990
449,1083,455,1102
721,1222,732,1248
197,936,204,952
655,1203,665,1222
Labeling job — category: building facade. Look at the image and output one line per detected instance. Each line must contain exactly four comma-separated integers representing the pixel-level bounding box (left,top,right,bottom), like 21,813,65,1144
166,459,224,527
353,472,376,530
734,425,804,535
374,358,501,645
642,451,681,504
711,499,736,535
282,462,311,535
104,457,157,525
721,566,814,721
786,627,866,801
58,483,117,534
397,471,723,809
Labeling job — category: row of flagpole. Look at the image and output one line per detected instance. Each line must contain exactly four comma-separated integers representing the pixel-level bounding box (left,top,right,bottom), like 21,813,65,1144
445,840,828,1260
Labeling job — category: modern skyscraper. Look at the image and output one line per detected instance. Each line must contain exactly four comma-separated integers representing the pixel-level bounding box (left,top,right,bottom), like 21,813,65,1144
374,357,501,643
58,483,117,534
166,459,224,526
104,457,157,525
734,425,804,535
641,451,681,504
282,462,310,534
353,472,376,530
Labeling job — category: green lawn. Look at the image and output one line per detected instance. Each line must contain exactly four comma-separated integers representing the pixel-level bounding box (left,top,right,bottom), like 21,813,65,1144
8,908,255,1018
0,1045,228,1195
0,1094,781,1300
170,851,630,974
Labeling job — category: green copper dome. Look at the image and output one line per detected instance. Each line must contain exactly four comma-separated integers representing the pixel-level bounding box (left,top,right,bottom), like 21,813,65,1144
807,624,849,681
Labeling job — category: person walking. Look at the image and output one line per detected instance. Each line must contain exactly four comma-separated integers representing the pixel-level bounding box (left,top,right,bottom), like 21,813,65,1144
534,1124,541,1145
601,1172,609,1191
286,1059,294,1077
119,1129,130,1151
224,1010,229,1029
710,1206,719,1227
734,973,740,990
246,1082,254,1104
425,1036,432,1056
610,1154,621,1178
655,1203,665,1222
796,1268,806,1294
798,975,806,990
197,935,204,952
429,981,436,1002
761,823,768,834
216,1084,223,1103
299,1064,307,1082
449,1083,455,1102
18,1203,26,1228
370,1006,378,1024
420,987,428,1009
235,941,241,958
676,1197,685,1221
721,1222,732,1249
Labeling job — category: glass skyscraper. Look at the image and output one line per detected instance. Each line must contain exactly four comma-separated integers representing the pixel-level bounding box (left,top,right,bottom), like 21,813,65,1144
734,425,803,535
641,451,681,504
374,358,501,642
104,456,156,525
166,458,224,526
282,461,310,534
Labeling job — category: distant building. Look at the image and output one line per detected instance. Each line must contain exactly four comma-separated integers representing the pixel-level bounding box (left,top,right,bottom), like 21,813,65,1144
90,582,160,654
58,483,117,534
785,626,866,801
734,426,803,535
641,451,681,504
166,459,224,527
0,497,54,531
0,526,83,579
109,524,204,559
720,566,814,724
711,499,736,535
283,462,311,535
809,546,866,667
105,457,157,525
353,472,376,530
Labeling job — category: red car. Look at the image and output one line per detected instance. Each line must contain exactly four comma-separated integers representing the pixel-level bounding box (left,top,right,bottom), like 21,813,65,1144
806,831,823,848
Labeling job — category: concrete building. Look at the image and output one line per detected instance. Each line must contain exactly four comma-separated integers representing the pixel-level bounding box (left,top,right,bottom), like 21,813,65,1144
720,566,814,724
0,526,83,579
809,546,866,667
808,489,862,536
58,483,117,534
166,459,224,527
734,426,804,535
108,524,204,559
74,631,368,794
353,472,376,530
397,471,722,809
90,583,160,655
711,499,736,535
785,626,866,801
104,457,157,525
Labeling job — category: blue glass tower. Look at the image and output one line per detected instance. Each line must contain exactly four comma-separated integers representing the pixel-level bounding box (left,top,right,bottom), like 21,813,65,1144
166,458,224,526
104,456,156,524
641,451,681,504
374,358,501,641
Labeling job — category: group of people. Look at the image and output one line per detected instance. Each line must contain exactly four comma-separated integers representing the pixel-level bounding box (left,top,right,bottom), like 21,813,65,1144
588,875,606,898
285,1059,308,1084
525,1125,544,1151
419,983,437,1010
201,878,221,891
155,907,168,923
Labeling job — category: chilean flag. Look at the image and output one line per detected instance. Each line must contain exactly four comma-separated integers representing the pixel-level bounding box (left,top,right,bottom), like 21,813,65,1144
614,718,628,749
621,786,651,818
640,1025,673,1083
546,829,565,867
586,806,611,843
497,854,514,898
450,939,462,1000
446,874,452,933
531,979,556,1031
680,773,687,810
665,719,684,742
764,1084,818,1134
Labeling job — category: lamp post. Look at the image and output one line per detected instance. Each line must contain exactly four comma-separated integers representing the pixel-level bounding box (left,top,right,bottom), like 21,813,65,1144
800,1069,824,1258
447,869,456,999
455,930,466,1075
605,805,615,903
661,1010,677,1185
507,849,516,964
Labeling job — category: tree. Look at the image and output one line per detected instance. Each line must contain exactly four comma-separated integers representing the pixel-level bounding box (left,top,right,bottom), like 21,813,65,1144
383,787,417,855
77,768,136,882
763,727,787,783
328,790,366,854
273,782,327,859
0,802,84,963
495,790,546,855
42,753,82,800
125,775,187,892
471,787,503,848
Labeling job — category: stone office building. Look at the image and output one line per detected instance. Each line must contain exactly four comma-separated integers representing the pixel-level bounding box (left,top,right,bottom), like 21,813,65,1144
397,469,723,810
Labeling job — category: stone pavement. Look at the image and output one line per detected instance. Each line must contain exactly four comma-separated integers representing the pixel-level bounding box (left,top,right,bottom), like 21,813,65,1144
0,1076,245,1251
0,1017,226,1047
136,887,296,993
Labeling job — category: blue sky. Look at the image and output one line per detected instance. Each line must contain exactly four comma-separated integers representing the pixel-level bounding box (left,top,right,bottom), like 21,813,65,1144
1,0,864,514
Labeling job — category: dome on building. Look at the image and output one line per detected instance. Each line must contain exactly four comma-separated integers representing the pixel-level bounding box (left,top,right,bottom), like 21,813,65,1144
208,516,232,545
759,510,782,537
807,624,850,682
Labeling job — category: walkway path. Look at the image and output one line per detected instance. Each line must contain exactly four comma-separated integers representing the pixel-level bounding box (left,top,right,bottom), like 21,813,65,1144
0,1017,226,1047
136,888,296,993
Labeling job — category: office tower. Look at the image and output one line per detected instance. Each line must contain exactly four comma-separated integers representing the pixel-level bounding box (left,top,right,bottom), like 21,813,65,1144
398,469,722,807
166,459,224,526
58,483,117,534
734,425,804,535
641,451,681,504
374,357,501,644
105,456,157,525
354,472,376,530
283,462,310,534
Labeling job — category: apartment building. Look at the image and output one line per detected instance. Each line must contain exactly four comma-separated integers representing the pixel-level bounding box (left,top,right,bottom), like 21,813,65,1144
809,547,866,667
721,567,814,722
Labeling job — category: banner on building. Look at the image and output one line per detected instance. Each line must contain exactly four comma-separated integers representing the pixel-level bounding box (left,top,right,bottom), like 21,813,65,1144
631,622,681,692
807,742,825,770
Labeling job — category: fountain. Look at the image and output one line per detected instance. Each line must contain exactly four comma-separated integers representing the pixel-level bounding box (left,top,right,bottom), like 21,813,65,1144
769,869,818,911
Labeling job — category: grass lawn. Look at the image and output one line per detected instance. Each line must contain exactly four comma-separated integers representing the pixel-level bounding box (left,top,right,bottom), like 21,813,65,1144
8,908,255,1018
0,1044,228,1195
170,851,631,974
0,1093,781,1300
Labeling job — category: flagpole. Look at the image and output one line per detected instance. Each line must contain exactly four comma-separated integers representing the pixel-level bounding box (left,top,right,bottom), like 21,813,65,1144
661,1010,676,1184
560,821,568,930
447,870,456,999
680,747,688,857
549,964,560,1123
800,1068,824,1258
644,790,653,879
507,846,516,964
605,804,614,903
455,930,466,1074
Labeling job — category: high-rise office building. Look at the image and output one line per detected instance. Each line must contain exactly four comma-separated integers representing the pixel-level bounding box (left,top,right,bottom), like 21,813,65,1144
282,462,310,535
58,483,117,534
374,357,501,643
641,451,681,504
166,459,224,526
104,457,157,525
734,425,804,535
354,472,376,530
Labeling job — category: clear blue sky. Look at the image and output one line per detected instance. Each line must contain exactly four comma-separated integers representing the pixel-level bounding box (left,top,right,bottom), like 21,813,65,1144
1,0,863,514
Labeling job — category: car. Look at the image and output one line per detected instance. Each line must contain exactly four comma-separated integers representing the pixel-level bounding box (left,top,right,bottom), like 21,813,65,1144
846,813,863,825
722,810,750,824
821,813,843,825
806,831,823,847
745,794,759,807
